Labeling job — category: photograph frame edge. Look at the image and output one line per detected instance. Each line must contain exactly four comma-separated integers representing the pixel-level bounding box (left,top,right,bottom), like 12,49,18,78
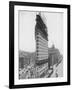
9,1,70,89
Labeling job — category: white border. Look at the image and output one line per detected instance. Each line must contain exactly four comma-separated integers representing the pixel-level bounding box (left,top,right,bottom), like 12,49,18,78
14,5,67,85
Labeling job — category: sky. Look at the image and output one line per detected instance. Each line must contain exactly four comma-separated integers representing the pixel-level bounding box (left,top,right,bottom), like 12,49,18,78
19,11,63,54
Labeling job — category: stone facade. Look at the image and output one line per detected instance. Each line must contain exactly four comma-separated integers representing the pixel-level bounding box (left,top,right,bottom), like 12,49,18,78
35,13,49,78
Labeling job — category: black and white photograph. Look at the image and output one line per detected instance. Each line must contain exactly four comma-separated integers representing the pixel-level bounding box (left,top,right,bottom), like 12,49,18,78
9,1,70,88
19,11,63,79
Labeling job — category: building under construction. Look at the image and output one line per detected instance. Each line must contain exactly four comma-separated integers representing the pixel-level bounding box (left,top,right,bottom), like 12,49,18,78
35,13,49,78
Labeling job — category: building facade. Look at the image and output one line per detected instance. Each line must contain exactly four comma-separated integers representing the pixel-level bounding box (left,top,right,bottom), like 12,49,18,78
35,13,49,78
48,45,63,69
